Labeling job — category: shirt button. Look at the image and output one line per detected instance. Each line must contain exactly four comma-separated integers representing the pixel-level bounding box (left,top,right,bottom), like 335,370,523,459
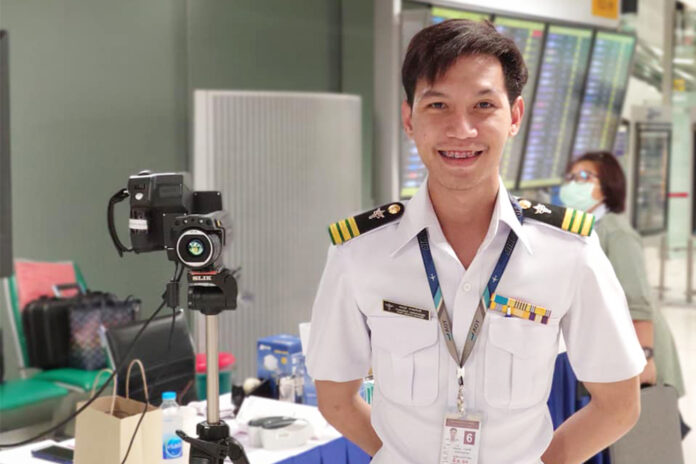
462,282,472,292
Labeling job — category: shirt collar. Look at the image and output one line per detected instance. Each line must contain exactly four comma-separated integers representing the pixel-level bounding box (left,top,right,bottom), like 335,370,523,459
390,177,533,257
592,203,609,221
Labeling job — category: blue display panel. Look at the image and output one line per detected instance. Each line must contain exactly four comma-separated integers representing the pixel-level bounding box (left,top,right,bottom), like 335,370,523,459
494,17,546,189
519,25,593,189
572,32,636,158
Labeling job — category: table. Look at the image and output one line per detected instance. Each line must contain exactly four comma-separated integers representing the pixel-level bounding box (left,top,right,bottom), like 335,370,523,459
0,394,370,464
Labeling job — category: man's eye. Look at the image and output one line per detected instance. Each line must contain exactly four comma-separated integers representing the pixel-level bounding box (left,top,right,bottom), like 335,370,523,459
476,101,494,109
429,102,445,109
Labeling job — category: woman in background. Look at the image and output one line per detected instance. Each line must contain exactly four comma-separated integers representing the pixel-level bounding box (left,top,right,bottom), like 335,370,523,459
560,151,685,403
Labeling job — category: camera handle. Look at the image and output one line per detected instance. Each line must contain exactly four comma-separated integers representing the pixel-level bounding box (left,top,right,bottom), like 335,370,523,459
107,188,132,257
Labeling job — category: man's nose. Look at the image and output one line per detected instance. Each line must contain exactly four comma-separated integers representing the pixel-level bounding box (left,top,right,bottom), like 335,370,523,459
445,112,477,139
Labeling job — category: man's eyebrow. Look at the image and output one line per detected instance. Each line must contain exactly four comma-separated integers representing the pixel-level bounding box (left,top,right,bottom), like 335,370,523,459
476,88,497,96
418,87,502,99
419,89,448,99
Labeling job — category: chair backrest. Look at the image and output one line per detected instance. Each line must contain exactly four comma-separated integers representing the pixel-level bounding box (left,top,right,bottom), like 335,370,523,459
2,260,86,372
609,384,684,464
103,308,197,406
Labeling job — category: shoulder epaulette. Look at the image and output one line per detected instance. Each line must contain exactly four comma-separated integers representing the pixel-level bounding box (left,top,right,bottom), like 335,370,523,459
328,202,405,245
518,199,595,237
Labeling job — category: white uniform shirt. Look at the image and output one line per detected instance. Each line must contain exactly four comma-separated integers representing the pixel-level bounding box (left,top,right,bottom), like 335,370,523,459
306,180,645,464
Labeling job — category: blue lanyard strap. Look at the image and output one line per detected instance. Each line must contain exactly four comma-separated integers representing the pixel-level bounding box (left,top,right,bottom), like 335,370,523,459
416,195,524,369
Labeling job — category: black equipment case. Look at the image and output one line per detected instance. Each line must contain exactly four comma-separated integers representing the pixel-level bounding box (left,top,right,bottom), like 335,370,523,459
21,295,73,369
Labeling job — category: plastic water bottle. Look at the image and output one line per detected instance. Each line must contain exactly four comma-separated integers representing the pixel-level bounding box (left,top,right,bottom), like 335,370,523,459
161,391,184,461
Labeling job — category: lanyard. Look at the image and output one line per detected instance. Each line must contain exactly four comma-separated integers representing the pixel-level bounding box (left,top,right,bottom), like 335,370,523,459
416,196,523,411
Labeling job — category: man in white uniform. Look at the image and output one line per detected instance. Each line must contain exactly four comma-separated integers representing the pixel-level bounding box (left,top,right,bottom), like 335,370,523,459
306,19,645,464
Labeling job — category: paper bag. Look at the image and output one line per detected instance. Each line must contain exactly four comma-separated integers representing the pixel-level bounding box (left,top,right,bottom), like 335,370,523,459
74,361,162,464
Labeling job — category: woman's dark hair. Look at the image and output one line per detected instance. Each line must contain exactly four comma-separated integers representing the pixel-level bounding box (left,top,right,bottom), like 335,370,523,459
401,19,528,107
573,151,626,213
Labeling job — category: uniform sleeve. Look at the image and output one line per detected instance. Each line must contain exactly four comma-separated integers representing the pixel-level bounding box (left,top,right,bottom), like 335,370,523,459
603,230,654,321
561,233,646,383
305,244,372,382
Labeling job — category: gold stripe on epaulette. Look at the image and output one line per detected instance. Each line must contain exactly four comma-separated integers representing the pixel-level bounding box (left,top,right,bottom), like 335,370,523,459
329,223,343,245
338,220,352,241
561,208,574,231
581,214,595,236
348,217,360,237
571,210,585,233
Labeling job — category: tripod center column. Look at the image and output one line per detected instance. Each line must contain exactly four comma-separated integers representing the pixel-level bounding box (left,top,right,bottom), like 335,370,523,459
206,314,220,424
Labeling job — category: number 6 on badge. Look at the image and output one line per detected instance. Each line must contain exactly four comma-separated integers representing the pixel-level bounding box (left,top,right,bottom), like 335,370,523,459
464,431,476,445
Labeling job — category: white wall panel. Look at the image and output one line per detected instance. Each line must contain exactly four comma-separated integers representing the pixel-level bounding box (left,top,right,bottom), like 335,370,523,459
193,90,362,380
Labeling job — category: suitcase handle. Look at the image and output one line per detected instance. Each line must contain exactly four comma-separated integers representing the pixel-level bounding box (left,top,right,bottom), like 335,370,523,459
52,282,85,298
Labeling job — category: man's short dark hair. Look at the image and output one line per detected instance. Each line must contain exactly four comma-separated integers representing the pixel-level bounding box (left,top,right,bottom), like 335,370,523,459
573,151,627,213
402,19,528,107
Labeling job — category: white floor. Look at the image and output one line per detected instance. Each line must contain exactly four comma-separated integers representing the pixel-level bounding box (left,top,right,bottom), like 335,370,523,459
644,245,696,463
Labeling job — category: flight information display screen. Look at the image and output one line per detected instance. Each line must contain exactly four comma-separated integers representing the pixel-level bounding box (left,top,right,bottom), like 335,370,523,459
431,7,490,23
571,32,636,158
399,8,491,198
634,124,670,235
494,17,546,189
519,25,593,189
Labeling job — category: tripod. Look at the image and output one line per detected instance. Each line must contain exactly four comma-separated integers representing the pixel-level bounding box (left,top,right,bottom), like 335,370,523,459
176,267,250,464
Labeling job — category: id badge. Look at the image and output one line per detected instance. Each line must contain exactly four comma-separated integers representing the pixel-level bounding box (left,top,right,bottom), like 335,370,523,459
438,411,484,464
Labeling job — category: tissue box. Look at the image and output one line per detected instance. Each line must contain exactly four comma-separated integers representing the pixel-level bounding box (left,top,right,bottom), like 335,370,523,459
257,334,302,393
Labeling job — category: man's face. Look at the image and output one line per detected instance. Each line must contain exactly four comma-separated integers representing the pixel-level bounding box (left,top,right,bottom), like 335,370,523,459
402,54,524,193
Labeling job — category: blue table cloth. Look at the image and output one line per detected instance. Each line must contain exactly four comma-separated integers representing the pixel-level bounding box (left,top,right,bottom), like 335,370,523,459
276,436,370,464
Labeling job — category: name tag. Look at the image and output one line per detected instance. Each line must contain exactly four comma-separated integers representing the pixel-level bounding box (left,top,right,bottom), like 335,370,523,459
439,412,482,464
382,300,430,320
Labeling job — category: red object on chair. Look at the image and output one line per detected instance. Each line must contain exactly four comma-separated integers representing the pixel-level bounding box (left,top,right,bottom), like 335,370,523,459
14,260,79,310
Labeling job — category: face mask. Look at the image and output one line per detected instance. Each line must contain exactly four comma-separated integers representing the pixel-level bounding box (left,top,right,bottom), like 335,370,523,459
559,181,600,212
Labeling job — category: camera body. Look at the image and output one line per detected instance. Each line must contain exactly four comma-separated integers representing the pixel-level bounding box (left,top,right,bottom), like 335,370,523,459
126,171,192,254
109,170,228,271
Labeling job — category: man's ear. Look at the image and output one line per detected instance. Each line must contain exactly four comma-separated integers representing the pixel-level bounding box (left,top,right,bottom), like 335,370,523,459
401,100,414,139
509,96,524,137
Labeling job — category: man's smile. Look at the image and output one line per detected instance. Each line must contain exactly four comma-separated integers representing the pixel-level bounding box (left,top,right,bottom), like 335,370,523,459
438,149,484,159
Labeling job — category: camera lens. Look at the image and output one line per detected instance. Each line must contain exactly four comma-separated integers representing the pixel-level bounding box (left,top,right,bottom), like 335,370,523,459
187,239,205,257
176,229,221,269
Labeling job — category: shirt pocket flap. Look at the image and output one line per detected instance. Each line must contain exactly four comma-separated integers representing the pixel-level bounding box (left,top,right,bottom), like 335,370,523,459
488,316,557,359
370,316,438,357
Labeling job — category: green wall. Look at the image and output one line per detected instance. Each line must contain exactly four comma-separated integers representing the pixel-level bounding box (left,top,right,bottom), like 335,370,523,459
0,0,373,379
0,0,189,378
186,0,373,205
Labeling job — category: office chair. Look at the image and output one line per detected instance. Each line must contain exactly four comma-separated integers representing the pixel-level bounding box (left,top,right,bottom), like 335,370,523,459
103,308,197,407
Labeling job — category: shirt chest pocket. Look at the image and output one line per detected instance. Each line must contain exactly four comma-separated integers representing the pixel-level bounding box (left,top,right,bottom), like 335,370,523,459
484,316,558,410
369,315,440,407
